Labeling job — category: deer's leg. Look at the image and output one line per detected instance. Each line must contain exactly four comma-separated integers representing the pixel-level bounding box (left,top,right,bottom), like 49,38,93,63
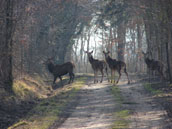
105,67,109,82
111,70,116,83
100,69,104,83
94,71,96,83
116,69,121,84
161,71,165,80
53,76,57,85
96,71,98,83
68,72,74,84
148,69,151,82
59,76,63,86
124,68,130,84
158,69,165,81
68,74,72,84
72,73,75,82
111,70,113,83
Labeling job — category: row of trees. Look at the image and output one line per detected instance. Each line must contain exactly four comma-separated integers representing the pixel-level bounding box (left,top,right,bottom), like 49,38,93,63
1,0,172,93
0,0,14,93
72,0,172,83
0,0,95,93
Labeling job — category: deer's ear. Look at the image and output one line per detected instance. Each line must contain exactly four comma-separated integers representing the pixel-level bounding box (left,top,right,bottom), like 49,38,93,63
142,51,145,55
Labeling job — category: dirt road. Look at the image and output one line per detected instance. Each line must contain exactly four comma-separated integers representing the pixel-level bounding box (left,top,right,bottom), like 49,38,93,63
53,75,171,129
118,76,171,129
56,80,117,129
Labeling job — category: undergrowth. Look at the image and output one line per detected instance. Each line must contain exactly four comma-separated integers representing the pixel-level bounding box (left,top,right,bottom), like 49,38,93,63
8,76,87,129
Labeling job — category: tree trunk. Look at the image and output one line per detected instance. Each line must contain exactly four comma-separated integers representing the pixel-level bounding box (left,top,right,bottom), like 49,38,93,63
166,42,172,83
117,23,126,61
0,0,14,93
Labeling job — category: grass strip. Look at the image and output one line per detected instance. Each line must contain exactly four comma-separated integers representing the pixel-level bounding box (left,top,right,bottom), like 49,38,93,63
144,83,163,95
111,85,131,129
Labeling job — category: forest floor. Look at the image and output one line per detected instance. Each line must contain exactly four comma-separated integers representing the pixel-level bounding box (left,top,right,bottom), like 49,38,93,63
0,74,172,129
51,74,172,129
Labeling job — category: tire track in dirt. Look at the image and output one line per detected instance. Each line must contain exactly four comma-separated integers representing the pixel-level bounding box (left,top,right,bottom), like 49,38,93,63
118,76,172,129
56,81,117,129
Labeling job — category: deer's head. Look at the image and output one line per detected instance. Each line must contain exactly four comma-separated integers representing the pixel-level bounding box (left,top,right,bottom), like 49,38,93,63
84,50,93,59
142,50,153,59
43,58,53,65
142,51,149,59
46,58,55,73
103,51,110,59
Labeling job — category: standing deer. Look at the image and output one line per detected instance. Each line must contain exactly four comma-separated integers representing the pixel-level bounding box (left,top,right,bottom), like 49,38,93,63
45,58,75,86
142,51,165,80
85,50,109,83
103,51,130,84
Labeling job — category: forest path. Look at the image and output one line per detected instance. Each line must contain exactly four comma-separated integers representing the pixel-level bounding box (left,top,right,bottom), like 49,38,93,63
54,75,170,129
119,75,171,129
56,80,116,129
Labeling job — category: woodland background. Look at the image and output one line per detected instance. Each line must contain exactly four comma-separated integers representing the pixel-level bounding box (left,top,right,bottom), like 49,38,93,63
0,0,172,93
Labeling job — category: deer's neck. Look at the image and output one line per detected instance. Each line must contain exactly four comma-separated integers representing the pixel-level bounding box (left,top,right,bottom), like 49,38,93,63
47,63,55,73
145,58,154,68
145,58,151,64
106,56,114,63
88,55,95,64
106,56,117,67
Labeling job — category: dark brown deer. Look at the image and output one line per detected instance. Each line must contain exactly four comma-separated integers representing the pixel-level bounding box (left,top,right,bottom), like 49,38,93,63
45,58,75,86
142,51,165,80
85,50,109,83
103,51,130,84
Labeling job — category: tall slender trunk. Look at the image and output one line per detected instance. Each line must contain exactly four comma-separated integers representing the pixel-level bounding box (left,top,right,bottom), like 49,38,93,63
166,42,172,83
117,23,126,61
137,24,143,72
86,30,90,73
2,0,14,93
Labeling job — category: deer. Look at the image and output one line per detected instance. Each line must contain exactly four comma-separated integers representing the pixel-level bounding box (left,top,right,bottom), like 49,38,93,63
45,58,75,86
84,50,109,83
142,51,165,80
103,51,130,84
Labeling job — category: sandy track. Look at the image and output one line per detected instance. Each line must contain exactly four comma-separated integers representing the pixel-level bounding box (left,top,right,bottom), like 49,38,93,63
56,81,116,129
118,76,171,129
53,75,171,129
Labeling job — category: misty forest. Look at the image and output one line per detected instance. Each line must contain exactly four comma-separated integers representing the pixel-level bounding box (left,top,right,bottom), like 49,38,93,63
0,0,172,129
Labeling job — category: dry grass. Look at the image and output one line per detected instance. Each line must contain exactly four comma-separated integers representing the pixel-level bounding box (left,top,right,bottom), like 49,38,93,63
7,75,88,129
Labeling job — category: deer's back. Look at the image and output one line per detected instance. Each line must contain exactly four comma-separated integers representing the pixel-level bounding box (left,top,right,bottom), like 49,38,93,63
150,60,163,70
53,62,74,76
117,60,126,68
108,60,126,70
91,60,105,70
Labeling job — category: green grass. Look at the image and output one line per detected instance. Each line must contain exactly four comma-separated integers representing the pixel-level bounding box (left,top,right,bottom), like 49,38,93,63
111,85,131,129
8,76,88,129
112,110,131,129
13,75,52,100
111,86,124,104
8,121,29,129
144,83,163,95
168,84,172,87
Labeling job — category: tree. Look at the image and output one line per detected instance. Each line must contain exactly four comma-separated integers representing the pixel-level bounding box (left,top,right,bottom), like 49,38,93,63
0,0,14,93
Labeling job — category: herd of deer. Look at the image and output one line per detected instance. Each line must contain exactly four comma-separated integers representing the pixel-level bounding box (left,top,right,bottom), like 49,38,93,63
44,50,166,86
